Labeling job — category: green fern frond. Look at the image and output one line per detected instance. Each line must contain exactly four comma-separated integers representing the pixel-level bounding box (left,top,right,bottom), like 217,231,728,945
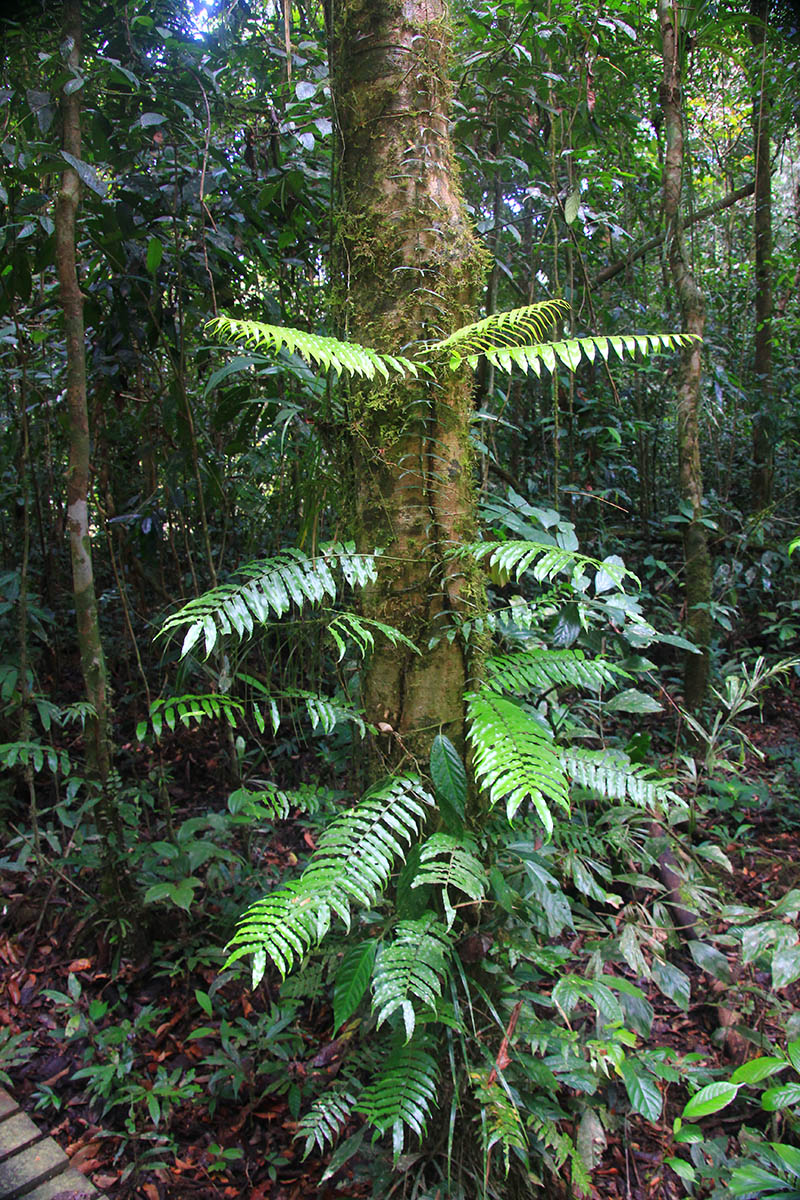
0,740,71,776
412,834,486,929
372,913,453,1040
470,1069,529,1175
327,612,419,661
428,300,569,362
142,693,244,740
296,1086,360,1158
161,542,380,658
561,747,678,808
355,1034,439,1159
283,687,367,737
486,648,626,698
225,775,433,985
467,689,569,833
209,315,420,380
450,539,635,591
227,780,337,823
468,331,697,377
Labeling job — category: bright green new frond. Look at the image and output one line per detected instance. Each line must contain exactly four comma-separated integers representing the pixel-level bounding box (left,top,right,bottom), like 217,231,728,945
282,688,367,738
428,300,569,363
225,775,433,985
450,539,634,591
467,689,569,833
561,747,678,808
161,542,379,658
470,331,697,377
372,913,453,1039
296,1086,359,1158
356,1034,439,1159
209,315,420,379
227,781,336,823
486,648,626,698
412,834,485,929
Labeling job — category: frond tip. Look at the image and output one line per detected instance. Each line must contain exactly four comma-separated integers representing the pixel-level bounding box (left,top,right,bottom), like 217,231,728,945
208,316,420,380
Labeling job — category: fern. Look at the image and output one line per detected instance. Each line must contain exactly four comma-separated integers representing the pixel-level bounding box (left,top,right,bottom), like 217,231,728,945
355,1034,439,1159
326,611,419,661
0,740,71,776
227,781,337,823
467,688,569,833
139,693,244,740
161,542,380,658
470,1069,529,1176
209,315,421,379
296,1086,360,1158
225,775,433,984
372,913,453,1040
560,747,678,808
486,647,625,698
450,538,636,591
429,299,569,361
412,834,486,929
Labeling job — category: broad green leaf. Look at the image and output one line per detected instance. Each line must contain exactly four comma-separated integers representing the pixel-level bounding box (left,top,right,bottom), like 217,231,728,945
652,960,690,1010
60,150,108,197
731,1057,787,1086
688,940,732,983
773,945,800,990
620,1059,662,1121
762,1083,800,1111
682,1081,739,1120
564,190,580,225
429,734,466,827
146,237,163,273
665,1157,696,1182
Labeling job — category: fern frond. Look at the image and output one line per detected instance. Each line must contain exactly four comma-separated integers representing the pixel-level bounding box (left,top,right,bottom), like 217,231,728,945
470,331,697,377
561,747,678,808
372,913,453,1039
282,687,367,737
450,539,635,591
0,740,71,776
412,834,486,929
429,300,569,361
326,612,419,661
225,775,433,984
471,1069,529,1175
142,693,244,739
227,781,337,823
486,647,625,698
356,1034,439,1159
161,542,379,658
467,689,569,834
296,1086,360,1158
209,316,420,380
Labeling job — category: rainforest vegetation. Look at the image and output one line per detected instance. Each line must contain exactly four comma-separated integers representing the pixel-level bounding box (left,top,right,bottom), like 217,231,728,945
1,0,800,1197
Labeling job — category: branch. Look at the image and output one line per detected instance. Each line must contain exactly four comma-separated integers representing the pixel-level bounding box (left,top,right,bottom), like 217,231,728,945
589,181,755,291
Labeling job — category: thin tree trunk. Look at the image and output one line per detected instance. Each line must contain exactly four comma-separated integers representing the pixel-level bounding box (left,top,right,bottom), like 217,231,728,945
749,0,773,509
332,0,487,772
659,0,711,711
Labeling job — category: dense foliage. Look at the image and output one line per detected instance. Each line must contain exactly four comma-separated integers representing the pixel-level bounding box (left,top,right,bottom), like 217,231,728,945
1,0,799,1197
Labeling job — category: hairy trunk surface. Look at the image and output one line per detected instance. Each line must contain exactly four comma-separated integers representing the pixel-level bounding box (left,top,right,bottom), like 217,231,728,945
332,0,487,771
659,0,711,710
749,0,774,510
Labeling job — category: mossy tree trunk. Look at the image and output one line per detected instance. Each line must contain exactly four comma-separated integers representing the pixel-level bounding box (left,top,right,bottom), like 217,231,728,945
658,0,711,710
332,0,487,770
749,0,774,511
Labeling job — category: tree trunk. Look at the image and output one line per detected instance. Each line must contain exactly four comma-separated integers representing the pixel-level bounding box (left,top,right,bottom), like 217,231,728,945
749,0,774,510
658,0,711,710
54,1,139,909
332,0,487,771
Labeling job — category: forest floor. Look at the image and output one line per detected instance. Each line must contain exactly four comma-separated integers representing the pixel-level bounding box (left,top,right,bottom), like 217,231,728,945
1,691,799,1200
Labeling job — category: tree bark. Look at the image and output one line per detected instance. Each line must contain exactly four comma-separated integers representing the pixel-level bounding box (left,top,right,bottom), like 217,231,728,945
56,0,113,783
332,0,487,771
749,0,774,509
658,0,711,711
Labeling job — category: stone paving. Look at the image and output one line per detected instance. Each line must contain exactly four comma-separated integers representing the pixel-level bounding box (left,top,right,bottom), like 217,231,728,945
0,1090,98,1200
